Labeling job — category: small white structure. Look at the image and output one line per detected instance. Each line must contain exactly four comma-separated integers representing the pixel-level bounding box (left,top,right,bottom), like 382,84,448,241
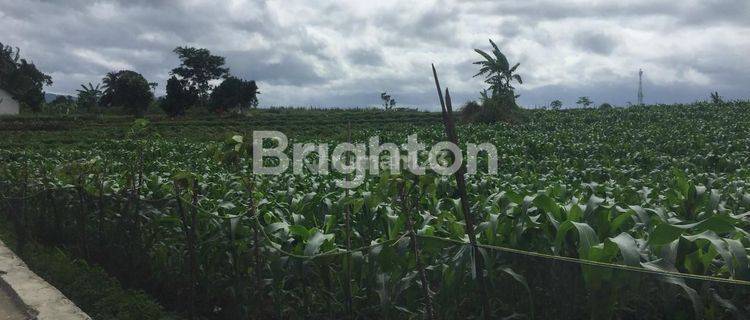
0,88,20,115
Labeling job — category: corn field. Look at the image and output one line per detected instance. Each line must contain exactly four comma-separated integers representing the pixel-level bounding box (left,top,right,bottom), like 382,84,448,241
1,101,750,319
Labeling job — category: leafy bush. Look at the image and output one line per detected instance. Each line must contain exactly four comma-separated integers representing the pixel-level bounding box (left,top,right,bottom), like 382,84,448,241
461,92,520,123
0,42,52,111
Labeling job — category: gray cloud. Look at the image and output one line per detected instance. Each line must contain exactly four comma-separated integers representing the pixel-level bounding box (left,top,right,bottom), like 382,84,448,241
1,0,748,109
574,32,617,55
229,52,331,86
347,48,384,66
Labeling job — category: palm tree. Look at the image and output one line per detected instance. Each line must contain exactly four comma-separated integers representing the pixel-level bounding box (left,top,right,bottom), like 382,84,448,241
101,71,118,107
76,82,102,112
102,71,117,89
77,82,101,96
473,39,522,98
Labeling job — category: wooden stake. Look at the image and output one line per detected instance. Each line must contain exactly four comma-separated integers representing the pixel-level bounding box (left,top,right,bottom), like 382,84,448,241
432,64,492,320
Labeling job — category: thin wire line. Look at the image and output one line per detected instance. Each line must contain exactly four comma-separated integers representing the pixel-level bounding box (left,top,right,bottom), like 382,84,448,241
416,234,750,287
2,186,749,287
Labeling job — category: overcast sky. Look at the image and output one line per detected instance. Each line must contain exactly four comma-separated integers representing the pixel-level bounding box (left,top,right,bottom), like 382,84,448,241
1,0,748,109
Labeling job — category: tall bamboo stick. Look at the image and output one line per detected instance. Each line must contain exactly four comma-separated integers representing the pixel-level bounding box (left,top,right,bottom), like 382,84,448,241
432,64,492,320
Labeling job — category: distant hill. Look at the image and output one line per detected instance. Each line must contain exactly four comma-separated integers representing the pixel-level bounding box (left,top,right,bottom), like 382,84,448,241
45,92,75,103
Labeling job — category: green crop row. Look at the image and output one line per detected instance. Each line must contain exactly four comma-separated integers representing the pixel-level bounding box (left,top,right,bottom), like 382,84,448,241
1,101,749,319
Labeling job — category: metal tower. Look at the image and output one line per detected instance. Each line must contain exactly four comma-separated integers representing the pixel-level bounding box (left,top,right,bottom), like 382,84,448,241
637,68,644,105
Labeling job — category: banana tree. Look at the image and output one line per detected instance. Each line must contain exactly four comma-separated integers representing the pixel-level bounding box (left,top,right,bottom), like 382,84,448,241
473,39,523,99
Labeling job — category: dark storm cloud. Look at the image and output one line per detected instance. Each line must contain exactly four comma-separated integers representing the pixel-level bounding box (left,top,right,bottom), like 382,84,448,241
1,0,748,108
229,52,331,86
574,32,616,55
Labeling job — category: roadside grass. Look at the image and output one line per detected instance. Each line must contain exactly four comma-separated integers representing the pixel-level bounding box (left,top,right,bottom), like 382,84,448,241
0,222,181,320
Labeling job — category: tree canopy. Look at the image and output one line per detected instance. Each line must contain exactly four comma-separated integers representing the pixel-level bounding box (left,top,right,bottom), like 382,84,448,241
209,76,259,113
576,96,593,108
160,76,199,116
550,100,563,110
380,92,396,110
171,46,229,103
101,70,154,117
473,39,522,101
0,42,52,110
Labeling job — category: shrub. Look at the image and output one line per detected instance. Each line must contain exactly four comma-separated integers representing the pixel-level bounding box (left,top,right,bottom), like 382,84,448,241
461,92,520,123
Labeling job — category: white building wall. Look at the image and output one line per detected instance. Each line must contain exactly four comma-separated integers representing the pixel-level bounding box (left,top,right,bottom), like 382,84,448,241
0,88,20,115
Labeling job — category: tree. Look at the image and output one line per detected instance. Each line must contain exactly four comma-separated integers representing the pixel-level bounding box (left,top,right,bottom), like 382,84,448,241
47,95,76,114
381,92,396,110
0,42,52,111
171,47,229,104
550,100,563,110
710,91,723,104
473,39,522,101
160,76,199,117
576,96,593,108
101,70,154,117
208,76,259,113
598,102,613,110
76,82,102,113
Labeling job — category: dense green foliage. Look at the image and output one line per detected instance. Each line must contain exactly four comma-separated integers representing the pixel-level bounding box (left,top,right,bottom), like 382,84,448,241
209,76,259,113
76,83,103,113
0,107,441,146
160,76,199,117
461,94,521,124
0,42,52,111
1,102,749,319
101,70,155,117
171,47,230,103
